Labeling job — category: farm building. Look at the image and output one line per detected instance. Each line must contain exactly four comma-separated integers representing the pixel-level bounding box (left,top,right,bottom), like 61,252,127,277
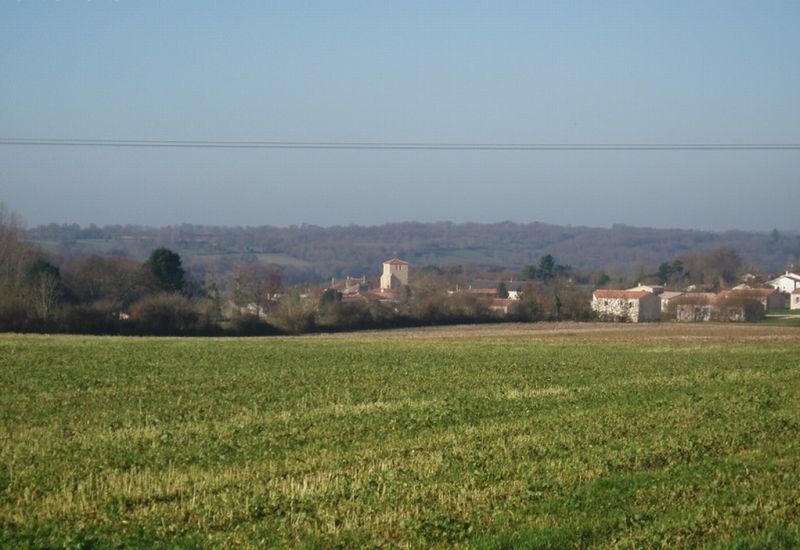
591,290,661,322
673,292,754,322
792,289,800,310
676,303,747,322
717,288,787,311
489,298,516,315
465,280,523,300
658,291,685,312
676,303,715,322
673,293,717,322
766,272,800,294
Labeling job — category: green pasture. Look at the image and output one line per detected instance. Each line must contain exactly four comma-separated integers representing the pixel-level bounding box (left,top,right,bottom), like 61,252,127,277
1,330,799,547
761,308,800,327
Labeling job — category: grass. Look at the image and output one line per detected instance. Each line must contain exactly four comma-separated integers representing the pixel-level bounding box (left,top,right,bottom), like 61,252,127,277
760,308,800,327
760,317,800,327
764,308,800,317
1,324,799,547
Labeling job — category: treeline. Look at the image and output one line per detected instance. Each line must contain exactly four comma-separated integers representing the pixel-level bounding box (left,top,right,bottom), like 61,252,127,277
1,204,230,334
2,199,779,335
592,246,750,292
1,204,596,335
28,220,800,283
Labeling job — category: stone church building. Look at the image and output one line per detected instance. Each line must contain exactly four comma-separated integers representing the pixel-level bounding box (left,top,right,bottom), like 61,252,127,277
380,258,409,290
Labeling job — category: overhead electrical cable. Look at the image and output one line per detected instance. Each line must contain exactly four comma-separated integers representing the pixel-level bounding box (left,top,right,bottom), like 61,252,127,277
1,138,799,150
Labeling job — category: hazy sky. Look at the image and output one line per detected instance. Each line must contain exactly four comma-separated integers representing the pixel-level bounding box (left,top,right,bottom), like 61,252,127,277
1,1,798,230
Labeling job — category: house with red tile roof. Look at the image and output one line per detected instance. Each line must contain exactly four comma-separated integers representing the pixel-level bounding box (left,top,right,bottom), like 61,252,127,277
489,298,516,315
626,283,665,295
717,287,787,311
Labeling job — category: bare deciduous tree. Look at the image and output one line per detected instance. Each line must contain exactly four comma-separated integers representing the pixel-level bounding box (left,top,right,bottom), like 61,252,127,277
28,270,61,321
0,202,35,288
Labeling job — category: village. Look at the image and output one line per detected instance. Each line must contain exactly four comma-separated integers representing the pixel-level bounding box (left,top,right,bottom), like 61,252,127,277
313,258,800,324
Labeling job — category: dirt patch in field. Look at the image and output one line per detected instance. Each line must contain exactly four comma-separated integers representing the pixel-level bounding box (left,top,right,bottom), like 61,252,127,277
304,322,800,344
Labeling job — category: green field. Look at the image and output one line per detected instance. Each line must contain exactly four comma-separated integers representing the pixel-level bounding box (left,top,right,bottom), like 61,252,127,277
761,309,800,327
1,324,799,548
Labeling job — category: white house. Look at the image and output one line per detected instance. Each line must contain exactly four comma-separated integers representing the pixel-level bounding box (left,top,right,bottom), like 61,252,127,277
592,290,661,322
766,272,800,294
792,289,800,311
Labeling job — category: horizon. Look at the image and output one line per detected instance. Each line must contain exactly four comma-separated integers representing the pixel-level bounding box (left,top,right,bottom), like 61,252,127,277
19,214,797,236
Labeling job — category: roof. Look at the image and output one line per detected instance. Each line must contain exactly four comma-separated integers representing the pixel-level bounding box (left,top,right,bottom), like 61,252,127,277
467,288,499,295
767,272,800,282
593,289,651,300
468,280,523,291
384,258,409,266
626,284,665,294
673,292,717,305
792,288,800,295
722,287,776,296
718,288,776,299
659,291,684,300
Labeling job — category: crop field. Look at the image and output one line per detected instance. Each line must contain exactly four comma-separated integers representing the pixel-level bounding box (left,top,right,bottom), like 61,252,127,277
1,324,799,548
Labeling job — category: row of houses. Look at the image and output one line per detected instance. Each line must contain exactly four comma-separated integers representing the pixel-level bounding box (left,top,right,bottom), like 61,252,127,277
592,273,800,322
327,260,800,323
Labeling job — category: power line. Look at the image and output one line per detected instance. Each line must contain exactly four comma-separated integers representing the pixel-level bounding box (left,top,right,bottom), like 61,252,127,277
1,138,799,150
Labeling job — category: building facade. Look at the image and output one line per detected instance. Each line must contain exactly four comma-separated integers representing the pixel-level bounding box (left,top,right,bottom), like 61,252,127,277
717,288,787,311
766,272,800,294
380,258,409,290
591,290,661,322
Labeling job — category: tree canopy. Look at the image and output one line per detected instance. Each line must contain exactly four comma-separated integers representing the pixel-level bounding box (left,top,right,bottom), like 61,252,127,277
522,254,571,281
145,247,185,293
496,281,509,299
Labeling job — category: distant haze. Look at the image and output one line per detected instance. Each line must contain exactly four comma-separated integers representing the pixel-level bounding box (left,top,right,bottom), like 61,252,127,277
1,1,798,231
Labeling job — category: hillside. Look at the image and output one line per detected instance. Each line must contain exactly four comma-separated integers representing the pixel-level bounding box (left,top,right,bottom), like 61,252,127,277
28,221,800,282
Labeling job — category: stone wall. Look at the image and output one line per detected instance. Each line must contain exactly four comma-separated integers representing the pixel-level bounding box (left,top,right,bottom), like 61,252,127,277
592,297,642,322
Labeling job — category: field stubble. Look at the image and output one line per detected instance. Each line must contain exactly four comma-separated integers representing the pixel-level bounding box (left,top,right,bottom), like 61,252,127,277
1,323,799,547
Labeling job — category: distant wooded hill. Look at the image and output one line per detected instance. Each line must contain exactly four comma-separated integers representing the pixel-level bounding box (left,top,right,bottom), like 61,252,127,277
28,222,800,283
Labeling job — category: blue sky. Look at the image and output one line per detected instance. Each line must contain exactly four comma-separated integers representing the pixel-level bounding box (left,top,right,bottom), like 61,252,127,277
1,1,798,230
